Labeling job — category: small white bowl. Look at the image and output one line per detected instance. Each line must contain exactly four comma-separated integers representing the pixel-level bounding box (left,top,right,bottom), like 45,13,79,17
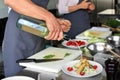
2,76,35,80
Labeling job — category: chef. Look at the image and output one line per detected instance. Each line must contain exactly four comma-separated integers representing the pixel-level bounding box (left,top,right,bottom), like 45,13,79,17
2,0,71,77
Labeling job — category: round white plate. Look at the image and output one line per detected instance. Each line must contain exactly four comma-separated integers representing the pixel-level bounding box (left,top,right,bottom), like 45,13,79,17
62,60,103,78
2,76,35,80
62,39,87,49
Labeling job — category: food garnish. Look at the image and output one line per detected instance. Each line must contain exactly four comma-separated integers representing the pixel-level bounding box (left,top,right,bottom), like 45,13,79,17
64,53,71,57
43,53,71,59
43,54,55,59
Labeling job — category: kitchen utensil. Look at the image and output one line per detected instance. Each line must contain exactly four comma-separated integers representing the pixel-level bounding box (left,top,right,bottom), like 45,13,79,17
87,42,113,55
16,58,63,63
106,36,120,47
103,45,120,58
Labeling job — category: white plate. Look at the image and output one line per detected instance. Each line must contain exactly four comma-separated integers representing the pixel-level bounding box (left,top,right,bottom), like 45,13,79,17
2,76,35,80
76,28,112,39
62,60,103,78
62,39,87,49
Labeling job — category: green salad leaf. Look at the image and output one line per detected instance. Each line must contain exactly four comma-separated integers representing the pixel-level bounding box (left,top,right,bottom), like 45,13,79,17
64,53,71,57
43,54,55,59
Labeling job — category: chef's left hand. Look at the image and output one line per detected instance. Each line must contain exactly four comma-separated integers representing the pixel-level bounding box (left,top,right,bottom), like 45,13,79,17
57,19,71,32
88,3,95,11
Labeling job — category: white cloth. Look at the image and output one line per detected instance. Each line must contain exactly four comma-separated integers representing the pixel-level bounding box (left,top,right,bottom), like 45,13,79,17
57,0,79,14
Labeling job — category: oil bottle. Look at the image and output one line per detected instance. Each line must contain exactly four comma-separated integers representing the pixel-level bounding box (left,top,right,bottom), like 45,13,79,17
17,15,49,38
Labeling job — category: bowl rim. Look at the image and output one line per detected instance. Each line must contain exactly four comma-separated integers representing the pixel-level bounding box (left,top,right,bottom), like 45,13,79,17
86,42,113,52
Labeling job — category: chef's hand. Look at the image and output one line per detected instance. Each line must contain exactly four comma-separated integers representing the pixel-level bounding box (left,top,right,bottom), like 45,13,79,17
44,14,63,41
88,3,95,11
78,0,91,9
57,19,71,32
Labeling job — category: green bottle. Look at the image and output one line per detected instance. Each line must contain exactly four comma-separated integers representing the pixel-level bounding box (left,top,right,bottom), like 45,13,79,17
17,15,49,38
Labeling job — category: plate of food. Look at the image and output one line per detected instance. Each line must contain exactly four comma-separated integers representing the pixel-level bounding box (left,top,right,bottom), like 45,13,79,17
62,39,87,49
62,58,103,77
76,28,112,39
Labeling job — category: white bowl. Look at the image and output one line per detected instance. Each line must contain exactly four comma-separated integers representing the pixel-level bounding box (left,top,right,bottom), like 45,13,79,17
2,76,35,80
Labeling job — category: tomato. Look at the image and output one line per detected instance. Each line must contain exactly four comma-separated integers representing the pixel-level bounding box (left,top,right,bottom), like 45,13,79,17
66,40,86,47
93,65,98,69
80,72,85,76
66,41,72,46
81,41,86,45
67,67,73,71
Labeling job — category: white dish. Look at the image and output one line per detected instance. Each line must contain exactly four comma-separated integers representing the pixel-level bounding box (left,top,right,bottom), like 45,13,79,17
2,76,35,80
62,60,103,78
76,28,112,39
90,27,110,31
62,39,87,49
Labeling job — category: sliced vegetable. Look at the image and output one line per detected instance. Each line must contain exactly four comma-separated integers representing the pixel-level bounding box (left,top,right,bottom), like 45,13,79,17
66,40,86,46
92,65,98,70
67,67,73,71
64,53,71,57
80,71,85,76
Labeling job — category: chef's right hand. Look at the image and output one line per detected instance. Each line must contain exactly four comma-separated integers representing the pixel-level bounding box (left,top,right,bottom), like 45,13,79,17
44,14,64,41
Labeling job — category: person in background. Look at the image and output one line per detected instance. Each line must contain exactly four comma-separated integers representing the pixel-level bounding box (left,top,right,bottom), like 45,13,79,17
3,0,71,77
58,0,95,39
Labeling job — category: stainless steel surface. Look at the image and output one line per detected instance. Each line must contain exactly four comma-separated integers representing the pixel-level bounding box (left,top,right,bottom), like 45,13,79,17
107,36,120,47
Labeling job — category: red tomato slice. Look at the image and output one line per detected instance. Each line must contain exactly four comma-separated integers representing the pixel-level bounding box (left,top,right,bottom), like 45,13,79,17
67,67,73,71
80,71,85,76
66,40,86,47
93,65,98,69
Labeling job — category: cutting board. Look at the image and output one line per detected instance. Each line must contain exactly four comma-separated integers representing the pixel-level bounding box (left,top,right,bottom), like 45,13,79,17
19,47,82,74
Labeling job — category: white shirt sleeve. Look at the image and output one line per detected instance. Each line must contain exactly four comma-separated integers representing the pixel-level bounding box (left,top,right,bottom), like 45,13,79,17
57,0,79,14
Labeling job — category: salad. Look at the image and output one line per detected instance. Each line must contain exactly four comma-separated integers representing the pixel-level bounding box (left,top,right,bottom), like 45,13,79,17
67,58,98,76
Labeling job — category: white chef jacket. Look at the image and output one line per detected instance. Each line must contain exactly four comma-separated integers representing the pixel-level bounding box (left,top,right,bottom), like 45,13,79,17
57,0,79,14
